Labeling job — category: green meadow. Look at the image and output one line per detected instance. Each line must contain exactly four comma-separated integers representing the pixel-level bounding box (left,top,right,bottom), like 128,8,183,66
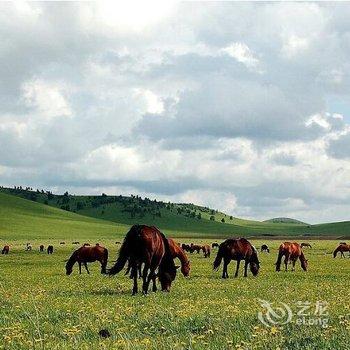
0,191,349,349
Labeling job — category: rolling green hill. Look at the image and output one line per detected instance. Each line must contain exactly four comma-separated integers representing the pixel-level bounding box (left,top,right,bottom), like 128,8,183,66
264,217,308,225
1,186,350,239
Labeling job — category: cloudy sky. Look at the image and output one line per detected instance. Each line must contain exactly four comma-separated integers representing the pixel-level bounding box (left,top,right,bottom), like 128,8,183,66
1,2,350,223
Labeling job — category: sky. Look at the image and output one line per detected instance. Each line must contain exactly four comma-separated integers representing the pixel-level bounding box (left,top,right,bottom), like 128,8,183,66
1,2,350,224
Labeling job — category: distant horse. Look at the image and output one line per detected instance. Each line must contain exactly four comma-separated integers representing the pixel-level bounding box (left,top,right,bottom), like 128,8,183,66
83,243,91,247
72,241,80,245
213,238,260,278
261,244,270,253
109,225,178,295
333,244,350,258
339,242,347,245
47,245,54,254
181,244,192,253
39,245,44,252
168,238,190,277
275,242,308,271
212,243,219,249
66,244,108,275
301,243,312,249
202,244,211,258
190,243,201,254
1,245,9,255
25,243,32,251
60,242,65,245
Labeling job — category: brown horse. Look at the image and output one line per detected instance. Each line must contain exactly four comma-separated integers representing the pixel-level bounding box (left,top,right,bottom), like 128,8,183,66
212,242,219,249
301,242,312,249
39,245,44,252
47,245,54,254
66,244,108,275
333,244,350,258
109,225,178,295
168,238,190,277
190,243,202,254
276,242,308,271
202,244,211,258
1,245,9,255
213,238,260,278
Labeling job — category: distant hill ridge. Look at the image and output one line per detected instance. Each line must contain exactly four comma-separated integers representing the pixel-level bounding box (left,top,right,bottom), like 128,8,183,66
264,217,309,225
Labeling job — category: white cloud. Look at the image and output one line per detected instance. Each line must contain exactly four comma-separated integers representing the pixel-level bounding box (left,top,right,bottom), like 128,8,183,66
221,42,260,70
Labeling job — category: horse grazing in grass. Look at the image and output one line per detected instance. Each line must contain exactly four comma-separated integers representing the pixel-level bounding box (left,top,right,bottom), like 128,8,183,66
168,238,190,277
202,244,211,258
275,242,308,272
181,244,192,253
213,238,260,278
212,242,219,249
47,245,54,254
1,245,9,255
190,243,202,254
66,244,108,275
109,225,178,295
333,244,350,258
261,244,270,253
301,242,312,249
39,245,44,252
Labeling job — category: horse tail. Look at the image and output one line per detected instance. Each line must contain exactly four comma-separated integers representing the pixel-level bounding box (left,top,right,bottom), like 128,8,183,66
275,245,284,271
213,243,224,270
109,225,140,275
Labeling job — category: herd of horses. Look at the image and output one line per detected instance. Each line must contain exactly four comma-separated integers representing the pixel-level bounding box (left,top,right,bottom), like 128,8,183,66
1,225,349,295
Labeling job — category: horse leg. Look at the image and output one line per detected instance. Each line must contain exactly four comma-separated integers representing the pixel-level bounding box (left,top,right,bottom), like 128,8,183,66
284,255,289,271
244,259,249,277
151,273,157,292
100,259,107,274
142,263,150,294
292,259,296,271
341,251,345,258
84,262,90,274
79,262,82,274
132,266,138,295
222,259,229,279
234,260,241,278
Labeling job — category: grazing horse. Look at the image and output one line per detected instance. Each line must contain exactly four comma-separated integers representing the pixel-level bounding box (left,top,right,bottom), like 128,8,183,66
109,225,178,295
168,238,190,277
181,244,192,253
333,244,350,258
1,245,9,255
72,241,80,245
60,242,66,245
47,245,54,254
190,243,202,254
261,244,270,253
212,242,219,249
275,242,308,272
213,238,260,278
301,242,312,249
202,244,211,258
39,245,44,252
25,243,32,251
66,244,108,275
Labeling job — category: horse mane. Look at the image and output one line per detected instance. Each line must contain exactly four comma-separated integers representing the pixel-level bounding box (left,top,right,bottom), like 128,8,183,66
66,250,78,270
158,230,176,273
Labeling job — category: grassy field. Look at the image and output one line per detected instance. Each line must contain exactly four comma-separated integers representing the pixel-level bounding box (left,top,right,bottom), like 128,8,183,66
0,191,349,349
0,239,349,349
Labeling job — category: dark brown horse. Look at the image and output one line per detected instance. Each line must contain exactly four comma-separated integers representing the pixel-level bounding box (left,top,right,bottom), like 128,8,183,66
39,245,44,252
301,242,312,249
202,244,211,258
213,238,260,278
66,244,108,275
333,244,350,258
190,243,201,254
109,225,177,295
212,242,219,249
47,245,54,254
1,245,9,255
261,244,270,253
168,238,190,277
276,242,308,271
